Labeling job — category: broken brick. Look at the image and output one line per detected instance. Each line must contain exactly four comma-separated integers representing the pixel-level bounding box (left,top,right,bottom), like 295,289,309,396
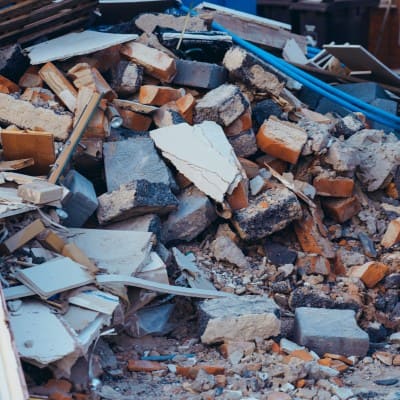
139,85,183,106
321,196,361,223
381,217,400,248
176,93,195,124
127,360,167,372
349,261,389,288
313,176,354,198
176,365,225,379
118,108,152,131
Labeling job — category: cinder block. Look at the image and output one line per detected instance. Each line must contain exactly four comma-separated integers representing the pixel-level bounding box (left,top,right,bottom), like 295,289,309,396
61,170,98,227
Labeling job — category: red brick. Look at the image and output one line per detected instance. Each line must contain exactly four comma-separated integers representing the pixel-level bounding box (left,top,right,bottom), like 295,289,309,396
349,261,389,288
224,107,252,136
313,176,354,198
176,365,225,379
119,108,152,131
127,360,167,372
226,180,249,210
176,93,195,124
321,196,361,223
139,85,183,106
381,217,400,248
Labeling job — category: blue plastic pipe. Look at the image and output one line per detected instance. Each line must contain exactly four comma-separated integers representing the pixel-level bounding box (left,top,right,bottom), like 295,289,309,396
180,4,400,131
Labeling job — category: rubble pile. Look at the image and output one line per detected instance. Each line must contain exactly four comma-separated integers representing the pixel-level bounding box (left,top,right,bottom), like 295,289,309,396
0,6,399,400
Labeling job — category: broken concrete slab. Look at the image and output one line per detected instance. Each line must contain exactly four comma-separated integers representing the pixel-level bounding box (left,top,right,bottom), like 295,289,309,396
97,180,178,225
162,186,217,243
223,46,284,97
193,84,250,127
106,214,162,239
199,295,281,344
150,122,243,202
103,137,174,192
61,170,98,228
211,236,250,269
294,307,369,357
324,140,360,172
232,186,302,241
173,59,228,89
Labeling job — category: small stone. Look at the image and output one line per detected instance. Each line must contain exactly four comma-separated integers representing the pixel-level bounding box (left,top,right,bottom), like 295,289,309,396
267,392,292,400
127,360,167,372
190,369,216,393
264,241,297,266
374,378,399,386
384,274,400,289
389,332,400,344
373,351,393,366
211,236,250,269
199,295,281,344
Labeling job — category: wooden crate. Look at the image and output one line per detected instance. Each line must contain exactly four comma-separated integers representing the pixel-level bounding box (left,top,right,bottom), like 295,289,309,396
0,0,97,47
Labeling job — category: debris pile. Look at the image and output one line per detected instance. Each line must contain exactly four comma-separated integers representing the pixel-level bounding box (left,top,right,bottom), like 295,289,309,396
0,4,399,400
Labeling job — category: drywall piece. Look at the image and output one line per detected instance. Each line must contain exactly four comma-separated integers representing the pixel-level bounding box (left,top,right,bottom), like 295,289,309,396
15,257,94,299
69,289,119,315
283,39,308,65
3,285,34,301
0,286,29,400
324,44,400,87
0,187,36,219
8,301,78,365
26,30,138,65
66,228,154,276
63,305,99,333
96,274,231,299
150,122,243,202
136,252,169,284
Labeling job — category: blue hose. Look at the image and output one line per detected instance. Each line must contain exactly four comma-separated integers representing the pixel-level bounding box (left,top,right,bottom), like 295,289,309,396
180,4,400,131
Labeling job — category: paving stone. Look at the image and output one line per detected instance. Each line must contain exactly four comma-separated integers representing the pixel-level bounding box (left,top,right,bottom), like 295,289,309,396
199,295,281,344
294,307,369,357
103,136,174,192
97,179,178,224
162,186,216,243
232,186,302,241
61,170,98,228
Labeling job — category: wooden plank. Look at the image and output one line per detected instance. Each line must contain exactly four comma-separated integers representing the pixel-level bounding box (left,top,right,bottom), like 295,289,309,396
0,158,34,171
0,285,29,400
1,130,55,175
96,274,232,299
324,44,400,86
48,91,102,184
0,0,52,23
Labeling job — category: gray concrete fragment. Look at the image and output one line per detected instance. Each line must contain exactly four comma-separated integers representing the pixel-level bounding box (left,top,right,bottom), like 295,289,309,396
199,295,281,344
162,186,217,243
97,180,178,225
298,119,332,156
232,186,302,241
103,137,174,192
346,129,400,191
227,129,258,158
105,214,162,239
173,59,228,89
211,236,250,269
61,170,98,227
294,307,369,357
194,84,250,126
324,140,360,172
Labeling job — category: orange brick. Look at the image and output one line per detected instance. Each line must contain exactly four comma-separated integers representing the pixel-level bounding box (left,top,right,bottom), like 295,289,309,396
330,359,349,372
381,217,400,248
255,154,288,175
219,341,255,358
176,93,195,124
349,261,389,288
373,351,393,366
323,353,354,365
385,182,399,199
119,108,152,131
238,157,259,179
321,196,361,223
0,75,19,94
19,65,43,88
318,358,332,367
296,379,307,388
37,229,66,253
271,341,281,353
313,176,354,198
139,85,183,106
226,180,249,210
215,375,227,387
256,117,307,164
127,360,167,372
50,393,72,400
224,107,252,136
289,349,314,362
176,365,225,379
294,208,335,258
393,354,400,366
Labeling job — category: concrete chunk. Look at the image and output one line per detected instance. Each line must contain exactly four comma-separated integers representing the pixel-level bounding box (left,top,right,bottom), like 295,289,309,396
103,137,173,192
162,186,217,243
227,129,258,158
211,236,250,269
294,307,369,357
97,179,178,225
199,295,281,344
111,60,143,96
232,186,302,241
173,59,228,89
194,84,250,127
61,170,98,228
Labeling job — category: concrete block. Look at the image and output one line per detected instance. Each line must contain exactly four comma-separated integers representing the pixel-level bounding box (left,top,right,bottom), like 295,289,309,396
97,179,178,225
232,186,302,241
162,186,216,243
173,59,228,89
103,137,174,192
227,129,257,158
61,170,98,228
294,307,369,357
199,295,281,344
194,84,250,127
